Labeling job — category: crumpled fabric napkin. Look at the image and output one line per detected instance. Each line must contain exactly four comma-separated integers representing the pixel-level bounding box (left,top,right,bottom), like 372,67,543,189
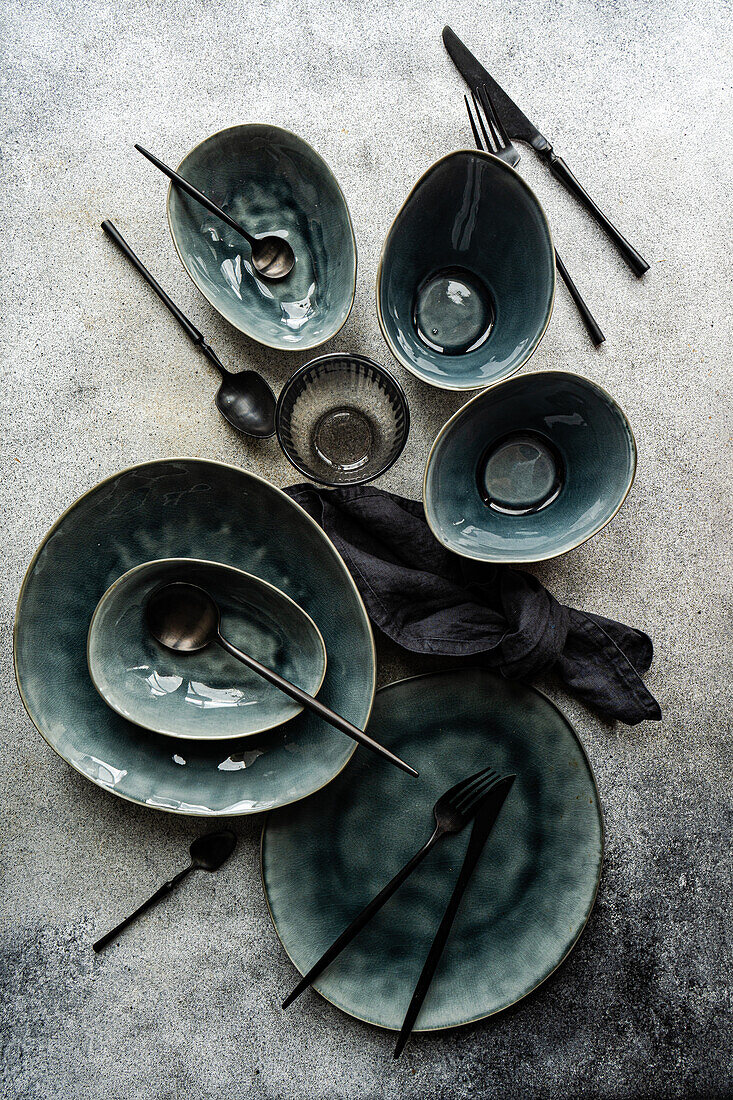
285,482,661,726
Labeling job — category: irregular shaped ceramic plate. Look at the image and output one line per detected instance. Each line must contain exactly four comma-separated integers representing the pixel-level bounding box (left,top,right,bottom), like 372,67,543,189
87,559,327,741
262,669,603,1031
14,459,375,815
167,124,357,351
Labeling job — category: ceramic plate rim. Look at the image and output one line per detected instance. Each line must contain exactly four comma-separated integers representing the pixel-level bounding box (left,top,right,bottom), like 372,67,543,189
86,556,328,741
375,149,556,392
261,668,604,1032
423,369,638,564
166,123,358,352
13,457,377,815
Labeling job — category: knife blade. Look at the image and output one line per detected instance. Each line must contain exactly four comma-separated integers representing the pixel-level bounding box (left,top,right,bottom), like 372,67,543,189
442,26,649,276
444,26,548,151
394,773,516,1058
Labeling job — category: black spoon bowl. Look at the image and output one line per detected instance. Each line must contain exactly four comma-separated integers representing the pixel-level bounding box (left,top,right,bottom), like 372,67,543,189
101,220,276,438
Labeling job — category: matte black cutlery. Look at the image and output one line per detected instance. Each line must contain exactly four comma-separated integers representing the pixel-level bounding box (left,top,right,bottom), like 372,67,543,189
282,767,507,1009
147,581,419,778
443,25,649,277
467,85,605,347
394,773,515,1057
101,220,277,438
136,144,296,280
93,830,237,952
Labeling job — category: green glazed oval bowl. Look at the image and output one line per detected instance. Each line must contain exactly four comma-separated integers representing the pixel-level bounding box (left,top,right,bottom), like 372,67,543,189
423,370,637,564
167,124,357,351
376,150,555,391
14,459,375,815
87,559,327,741
262,668,603,1032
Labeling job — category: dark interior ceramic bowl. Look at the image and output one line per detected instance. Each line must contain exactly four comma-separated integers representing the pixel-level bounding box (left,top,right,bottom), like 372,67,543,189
377,150,555,391
87,559,327,741
167,125,357,351
424,371,637,563
276,354,409,486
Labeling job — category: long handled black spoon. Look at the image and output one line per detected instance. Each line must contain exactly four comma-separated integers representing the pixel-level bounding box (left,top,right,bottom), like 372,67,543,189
135,144,296,280
101,220,276,438
146,582,419,779
93,829,237,952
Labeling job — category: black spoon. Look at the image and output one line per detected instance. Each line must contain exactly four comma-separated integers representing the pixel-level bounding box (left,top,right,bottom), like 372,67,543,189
146,582,419,778
101,220,276,439
136,144,296,280
93,829,237,952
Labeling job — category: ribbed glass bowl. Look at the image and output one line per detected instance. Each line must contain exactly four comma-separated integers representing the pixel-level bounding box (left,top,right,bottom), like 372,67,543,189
276,354,410,486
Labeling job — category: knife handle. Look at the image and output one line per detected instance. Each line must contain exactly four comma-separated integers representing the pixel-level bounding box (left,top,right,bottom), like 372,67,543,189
543,150,649,277
393,827,488,1058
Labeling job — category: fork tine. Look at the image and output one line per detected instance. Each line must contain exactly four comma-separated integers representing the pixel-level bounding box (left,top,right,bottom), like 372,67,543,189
464,93,484,151
478,84,510,148
476,84,503,151
471,87,494,153
456,773,502,814
446,766,495,807
451,769,499,811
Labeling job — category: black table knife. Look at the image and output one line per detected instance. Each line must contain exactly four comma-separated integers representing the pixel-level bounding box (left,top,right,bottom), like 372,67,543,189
442,26,649,277
394,773,516,1058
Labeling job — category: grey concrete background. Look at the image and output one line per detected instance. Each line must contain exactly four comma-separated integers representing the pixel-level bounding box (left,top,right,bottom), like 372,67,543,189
1,0,731,1097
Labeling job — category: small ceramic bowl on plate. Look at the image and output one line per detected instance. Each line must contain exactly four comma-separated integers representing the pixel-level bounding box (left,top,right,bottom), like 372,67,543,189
376,150,555,391
423,371,637,564
275,353,410,486
167,124,357,351
87,558,327,740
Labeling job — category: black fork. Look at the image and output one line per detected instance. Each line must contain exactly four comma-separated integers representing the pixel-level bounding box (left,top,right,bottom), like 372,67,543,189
467,85,605,348
282,766,504,1008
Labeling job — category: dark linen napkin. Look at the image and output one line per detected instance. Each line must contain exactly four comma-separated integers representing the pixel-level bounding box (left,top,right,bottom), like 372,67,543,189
285,483,661,726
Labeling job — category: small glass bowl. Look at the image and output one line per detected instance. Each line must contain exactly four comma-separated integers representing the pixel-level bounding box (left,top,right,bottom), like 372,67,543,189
276,353,410,486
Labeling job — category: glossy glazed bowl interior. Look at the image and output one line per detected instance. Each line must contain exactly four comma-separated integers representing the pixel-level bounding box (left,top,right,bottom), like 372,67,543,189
424,371,637,563
276,353,410,486
377,150,555,391
167,124,357,351
14,459,375,815
87,559,327,741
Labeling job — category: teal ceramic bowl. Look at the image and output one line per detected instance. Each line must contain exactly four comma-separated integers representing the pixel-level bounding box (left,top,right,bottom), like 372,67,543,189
376,150,555,391
167,124,357,351
14,459,375,815
263,668,603,1032
423,370,637,564
87,559,327,741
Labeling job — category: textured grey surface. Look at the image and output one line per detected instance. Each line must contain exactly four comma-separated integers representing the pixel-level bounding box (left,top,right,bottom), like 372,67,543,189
1,0,731,1097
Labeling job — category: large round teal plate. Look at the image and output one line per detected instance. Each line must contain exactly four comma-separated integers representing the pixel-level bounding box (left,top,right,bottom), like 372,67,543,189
14,459,375,815
262,669,603,1031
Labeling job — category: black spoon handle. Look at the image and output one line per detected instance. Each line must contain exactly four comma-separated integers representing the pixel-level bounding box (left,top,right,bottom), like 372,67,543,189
93,865,193,952
540,149,649,277
102,219,203,342
135,144,255,247
216,633,418,778
101,221,228,374
283,830,440,1009
554,249,605,347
